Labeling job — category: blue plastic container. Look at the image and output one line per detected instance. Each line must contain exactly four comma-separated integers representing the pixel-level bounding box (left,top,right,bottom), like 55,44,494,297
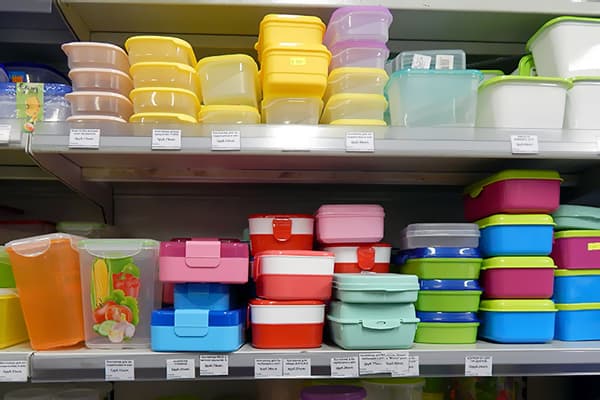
479,300,556,343
393,247,482,279
477,214,554,257
151,308,244,352
174,283,232,310
554,270,600,303
555,303,600,341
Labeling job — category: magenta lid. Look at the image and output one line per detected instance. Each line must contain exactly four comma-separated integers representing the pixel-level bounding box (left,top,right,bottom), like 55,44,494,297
329,40,389,54
301,386,367,400
316,204,385,218
328,6,393,26
159,238,248,258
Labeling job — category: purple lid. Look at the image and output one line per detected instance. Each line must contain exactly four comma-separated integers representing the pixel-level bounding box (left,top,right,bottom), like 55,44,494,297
301,386,367,400
160,238,249,258
329,6,393,26
329,40,389,55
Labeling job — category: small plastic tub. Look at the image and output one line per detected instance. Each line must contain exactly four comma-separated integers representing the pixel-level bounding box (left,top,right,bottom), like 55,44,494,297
199,105,260,124
330,40,390,70
0,289,28,349
324,6,393,48
321,93,387,124
400,223,480,250
302,386,366,400
398,247,482,279
261,97,322,124
69,68,133,96
0,83,72,121
553,205,600,231
555,303,600,341
477,214,555,257
332,273,419,303
125,35,197,66
62,42,129,73
67,115,127,124
315,204,385,244
323,243,392,273
564,77,600,129
0,246,15,288
552,230,600,269
324,67,389,102
255,14,326,58
464,170,562,222
362,379,425,400
129,62,201,96
66,91,133,120
554,269,600,303
250,299,325,349
174,283,231,310
130,112,197,124
416,279,482,312
330,119,386,126
248,214,314,255
478,299,556,343
390,49,467,71
130,87,200,117
415,312,479,344
481,256,556,299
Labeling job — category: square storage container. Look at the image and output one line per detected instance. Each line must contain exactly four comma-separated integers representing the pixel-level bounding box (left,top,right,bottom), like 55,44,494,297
555,303,600,341
129,87,200,118
554,269,600,303
329,41,390,70
62,42,130,74
125,36,197,66
248,214,314,255
553,205,600,231
479,299,556,343
400,223,480,250
159,238,249,283
151,308,244,352
415,311,479,344
261,97,323,124
315,204,384,244
0,83,72,121
324,6,393,48
0,247,15,288
5,233,84,350
477,214,555,257
564,77,600,129
321,93,387,124
69,68,133,97
328,300,418,349
66,91,133,120
385,69,482,127
130,112,197,124
398,247,482,279
332,273,419,303
129,62,201,96
198,105,260,124
389,49,467,72
250,299,324,349
255,14,326,58
481,257,556,299
416,279,482,312
253,250,334,301
552,230,600,269
323,243,392,273
325,67,389,102
0,289,28,349
464,170,562,222
173,283,232,310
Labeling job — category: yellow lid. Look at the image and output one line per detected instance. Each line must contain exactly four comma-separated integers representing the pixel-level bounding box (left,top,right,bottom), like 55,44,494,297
476,214,554,229
129,112,197,124
130,61,196,75
129,87,201,108
198,105,260,124
196,54,258,73
261,43,331,59
479,299,556,312
125,35,196,65
464,169,562,198
325,93,388,108
555,269,600,277
481,256,556,270
260,14,325,29
554,230,600,239
556,302,600,311
330,119,387,126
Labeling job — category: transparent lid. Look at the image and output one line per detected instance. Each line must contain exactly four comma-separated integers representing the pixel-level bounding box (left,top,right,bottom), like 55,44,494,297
5,233,82,257
77,239,158,258
401,223,480,238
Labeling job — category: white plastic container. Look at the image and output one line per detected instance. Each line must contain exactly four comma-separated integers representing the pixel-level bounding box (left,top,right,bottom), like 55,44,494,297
362,378,425,400
330,41,390,70
325,67,389,102
66,91,133,120
261,97,323,124
321,94,387,124
324,6,393,48
69,68,133,96
400,223,480,250
564,77,600,129
62,42,130,74
476,76,571,129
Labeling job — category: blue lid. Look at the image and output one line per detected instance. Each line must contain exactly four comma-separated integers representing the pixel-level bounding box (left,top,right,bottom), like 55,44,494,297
0,82,72,97
393,247,481,265
151,308,244,327
417,311,479,323
420,279,481,291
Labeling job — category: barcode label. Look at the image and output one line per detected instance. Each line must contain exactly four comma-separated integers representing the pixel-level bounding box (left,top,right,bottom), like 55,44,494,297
435,55,455,70
411,54,432,69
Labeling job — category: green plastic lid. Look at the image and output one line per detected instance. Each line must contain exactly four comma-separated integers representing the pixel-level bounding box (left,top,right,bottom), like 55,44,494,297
518,54,536,76
476,214,554,229
479,299,556,312
479,76,572,91
464,170,561,198
553,205,600,219
527,17,600,51
556,302,600,311
333,273,419,292
480,70,503,76
554,230,600,239
569,76,600,84
481,256,556,270
364,378,425,385
555,269,600,277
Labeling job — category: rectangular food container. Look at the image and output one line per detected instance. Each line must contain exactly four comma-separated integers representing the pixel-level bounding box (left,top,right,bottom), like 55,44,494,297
151,308,244,352
77,239,160,349
479,299,556,343
198,105,260,124
330,40,390,70
62,42,130,74
464,170,562,222
315,204,384,244
389,49,467,72
255,14,325,57
554,205,600,231
324,6,393,47
552,230,600,269
321,93,387,124
397,247,482,279
555,303,600,341
385,69,482,127
261,97,323,124
481,256,556,299
129,62,201,96
416,279,482,312
129,87,200,117
130,112,197,124
66,91,133,120
0,289,28,349
248,214,314,255
69,68,133,97
328,300,418,349
253,250,334,301
332,273,419,303
323,243,391,273
554,269,600,303
0,83,72,122
476,76,571,128
250,299,324,349
563,78,600,129
477,214,555,257
400,223,480,250
159,238,249,283
415,311,479,344
125,36,197,66
0,247,15,288
325,67,389,102
173,283,232,310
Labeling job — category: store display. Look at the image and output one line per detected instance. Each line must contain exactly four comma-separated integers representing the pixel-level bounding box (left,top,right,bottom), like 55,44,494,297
551,230,600,269
248,214,314,255
125,36,197,66
323,243,391,273
315,204,385,244
554,303,600,341
480,257,556,299
415,312,479,344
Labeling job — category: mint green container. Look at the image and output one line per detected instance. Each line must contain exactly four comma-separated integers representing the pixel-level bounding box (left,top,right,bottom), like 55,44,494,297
333,273,419,303
416,280,482,312
0,247,16,288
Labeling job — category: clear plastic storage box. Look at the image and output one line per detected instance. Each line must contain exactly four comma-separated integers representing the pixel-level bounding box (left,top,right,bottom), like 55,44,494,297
400,223,480,250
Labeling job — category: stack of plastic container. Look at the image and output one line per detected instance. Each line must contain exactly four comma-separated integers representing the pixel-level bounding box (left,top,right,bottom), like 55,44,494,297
0,246,28,348
125,36,201,124
61,42,133,123
397,223,483,344
464,170,562,343
321,6,392,126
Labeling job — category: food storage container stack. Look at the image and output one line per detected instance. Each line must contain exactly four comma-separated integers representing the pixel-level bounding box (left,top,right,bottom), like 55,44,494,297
396,223,482,344
62,42,133,124
125,36,201,124
464,170,562,343
0,246,28,348
152,238,248,351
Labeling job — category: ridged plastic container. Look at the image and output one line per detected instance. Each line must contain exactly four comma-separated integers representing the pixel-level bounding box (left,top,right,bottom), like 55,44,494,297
248,214,314,255
400,223,480,250
552,230,600,269
69,68,133,96
129,62,201,96
199,105,260,124
315,204,385,244
481,256,556,299
553,205,600,230
325,67,389,102
255,14,326,58
321,93,387,124
416,280,482,312
332,273,419,303
130,87,200,117
415,312,479,344
125,36,197,66
555,303,600,341
554,269,600,303
324,6,393,47
323,243,392,273
398,247,482,279
330,41,390,70
62,42,130,73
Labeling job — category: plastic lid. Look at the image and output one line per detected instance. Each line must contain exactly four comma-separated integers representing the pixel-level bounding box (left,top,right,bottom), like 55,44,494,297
389,69,483,81
416,311,478,323
476,214,554,229
464,170,562,197
160,238,248,258
330,119,387,126
419,279,481,291
553,205,600,219
526,17,600,51
481,256,556,270
129,87,200,105
129,61,196,74
328,6,393,26
301,385,367,400
249,213,313,219
68,115,127,123
250,299,324,306
555,269,600,277
478,76,572,91
479,299,556,312
569,76,600,83
315,204,384,217
333,273,419,291
5,233,82,256
328,67,389,81
325,243,391,248
401,247,481,260
0,82,72,96
554,230,600,239
125,36,196,64
151,308,243,326
480,70,504,76
66,90,130,102
196,54,258,73
325,93,388,109
402,223,480,238
63,41,127,54
330,40,389,55
129,112,197,124
555,302,600,311
255,250,334,257
77,239,158,258
69,67,131,79
261,43,331,58
200,105,259,114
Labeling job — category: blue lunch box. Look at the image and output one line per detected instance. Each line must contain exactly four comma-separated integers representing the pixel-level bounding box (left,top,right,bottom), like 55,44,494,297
394,247,482,280
555,303,600,341
554,270,600,303
174,283,232,310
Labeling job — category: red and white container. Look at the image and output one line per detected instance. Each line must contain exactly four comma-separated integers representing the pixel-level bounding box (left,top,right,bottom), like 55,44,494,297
249,299,325,349
315,204,385,244
323,243,391,273
253,250,335,301
248,214,314,255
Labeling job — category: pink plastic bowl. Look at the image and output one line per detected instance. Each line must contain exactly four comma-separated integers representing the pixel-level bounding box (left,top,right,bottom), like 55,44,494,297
481,268,555,299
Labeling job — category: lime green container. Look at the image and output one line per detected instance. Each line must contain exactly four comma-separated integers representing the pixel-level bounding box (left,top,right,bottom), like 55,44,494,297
416,279,482,312
0,247,16,288
415,322,479,344
401,258,481,279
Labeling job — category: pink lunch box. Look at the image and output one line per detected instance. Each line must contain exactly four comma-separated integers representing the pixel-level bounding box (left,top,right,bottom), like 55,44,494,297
315,204,385,244
552,230,600,269
480,256,556,299
159,238,249,283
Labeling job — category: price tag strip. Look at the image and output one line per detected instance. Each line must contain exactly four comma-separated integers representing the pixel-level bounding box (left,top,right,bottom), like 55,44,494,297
254,358,283,378
199,355,229,376
0,124,10,144
511,135,539,154
211,130,241,151
359,352,387,375
0,360,28,382
152,129,181,150
345,132,375,153
330,356,359,377
105,359,135,381
166,359,195,380
69,128,100,149
465,355,493,377
385,352,409,376
283,358,311,377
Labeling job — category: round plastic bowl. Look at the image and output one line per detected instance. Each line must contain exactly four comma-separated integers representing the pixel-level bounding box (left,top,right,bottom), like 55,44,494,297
129,87,200,117
62,42,129,74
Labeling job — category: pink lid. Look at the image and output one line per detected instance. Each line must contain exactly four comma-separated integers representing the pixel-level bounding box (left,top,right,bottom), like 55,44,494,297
315,204,385,218
328,6,392,25
159,238,248,258
255,250,334,257
329,40,389,55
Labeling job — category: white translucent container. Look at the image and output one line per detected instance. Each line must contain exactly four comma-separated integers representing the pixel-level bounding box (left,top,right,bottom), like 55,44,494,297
129,62,201,97
262,97,323,124
198,105,261,124
477,76,571,129
0,83,71,121
69,68,133,96
400,223,480,250
330,41,389,70
390,49,466,72
325,67,388,102
564,78,600,129
324,6,393,48
362,378,425,400
321,93,387,124
66,91,133,120
61,42,129,74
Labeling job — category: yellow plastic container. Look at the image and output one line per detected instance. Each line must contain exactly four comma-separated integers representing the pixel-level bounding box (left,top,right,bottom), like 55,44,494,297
321,93,387,124
261,97,323,124
130,87,201,117
0,289,28,349
261,44,331,99
255,14,326,59
325,67,389,102
125,36,197,66
330,119,387,126
129,62,201,97
198,105,260,124
130,112,197,124
196,55,260,107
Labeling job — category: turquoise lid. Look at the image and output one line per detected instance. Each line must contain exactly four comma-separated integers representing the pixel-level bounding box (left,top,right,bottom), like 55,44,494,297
327,300,418,323
553,205,600,220
333,273,419,292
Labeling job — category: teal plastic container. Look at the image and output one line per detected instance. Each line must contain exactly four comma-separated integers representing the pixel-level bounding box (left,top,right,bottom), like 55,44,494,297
333,273,419,303
553,205,600,230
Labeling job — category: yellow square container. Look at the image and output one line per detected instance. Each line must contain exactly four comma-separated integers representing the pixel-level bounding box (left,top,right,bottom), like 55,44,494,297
125,36,197,66
325,67,389,102
330,119,387,126
0,289,28,349
321,93,387,123
198,105,260,124
261,97,323,124
129,62,201,98
196,55,260,107
129,112,198,124
255,14,326,59
130,87,201,117
260,44,331,99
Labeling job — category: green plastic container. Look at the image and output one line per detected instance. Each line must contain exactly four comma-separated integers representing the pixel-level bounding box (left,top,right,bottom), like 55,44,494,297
0,247,16,288
333,273,419,303
415,322,479,344
416,279,482,312
400,258,481,279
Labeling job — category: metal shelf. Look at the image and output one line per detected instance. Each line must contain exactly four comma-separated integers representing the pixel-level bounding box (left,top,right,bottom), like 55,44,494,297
0,119,52,181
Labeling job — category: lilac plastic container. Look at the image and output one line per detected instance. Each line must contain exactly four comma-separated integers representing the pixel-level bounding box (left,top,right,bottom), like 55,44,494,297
324,6,393,48
330,40,390,70
315,204,385,244
552,230,600,269
301,385,367,400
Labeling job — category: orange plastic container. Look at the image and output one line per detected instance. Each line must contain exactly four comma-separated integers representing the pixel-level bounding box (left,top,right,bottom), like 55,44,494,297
5,234,84,350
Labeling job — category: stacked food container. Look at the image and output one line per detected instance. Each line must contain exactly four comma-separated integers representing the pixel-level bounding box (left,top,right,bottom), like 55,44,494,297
0,246,28,348
62,42,133,123
464,170,562,343
321,6,391,126
397,223,482,344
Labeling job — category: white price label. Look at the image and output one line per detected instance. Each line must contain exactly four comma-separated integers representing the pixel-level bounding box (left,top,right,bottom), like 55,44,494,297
211,130,241,151
393,356,420,377
0,124,10,144
69,128,100,149
435,55,455,70
511,135,539,154
199,355,229,376
412,54,432,69
465,356,493,377
385,352,409,376
0,360,28,382
330,356,359,377
152,129,181,150
254,359,283,378
166,359,195,380
345,132,374,153
283,359,311,377
105,360,135,381
359,352,387,375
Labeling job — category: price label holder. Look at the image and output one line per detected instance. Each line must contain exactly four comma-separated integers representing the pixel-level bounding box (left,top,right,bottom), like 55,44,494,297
359,352,387,375
0,124,10,144
152,129,181,150
283,358,311,377
385,352,409,376
511,135,539,154
166,358,195,380
0,360,28,382
254,358,283,378
211,130,241,151
199,355,229,376
105,359,135,381
345,132,375,153
330,356,359,377
69,128,100,149
465,355,493,377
